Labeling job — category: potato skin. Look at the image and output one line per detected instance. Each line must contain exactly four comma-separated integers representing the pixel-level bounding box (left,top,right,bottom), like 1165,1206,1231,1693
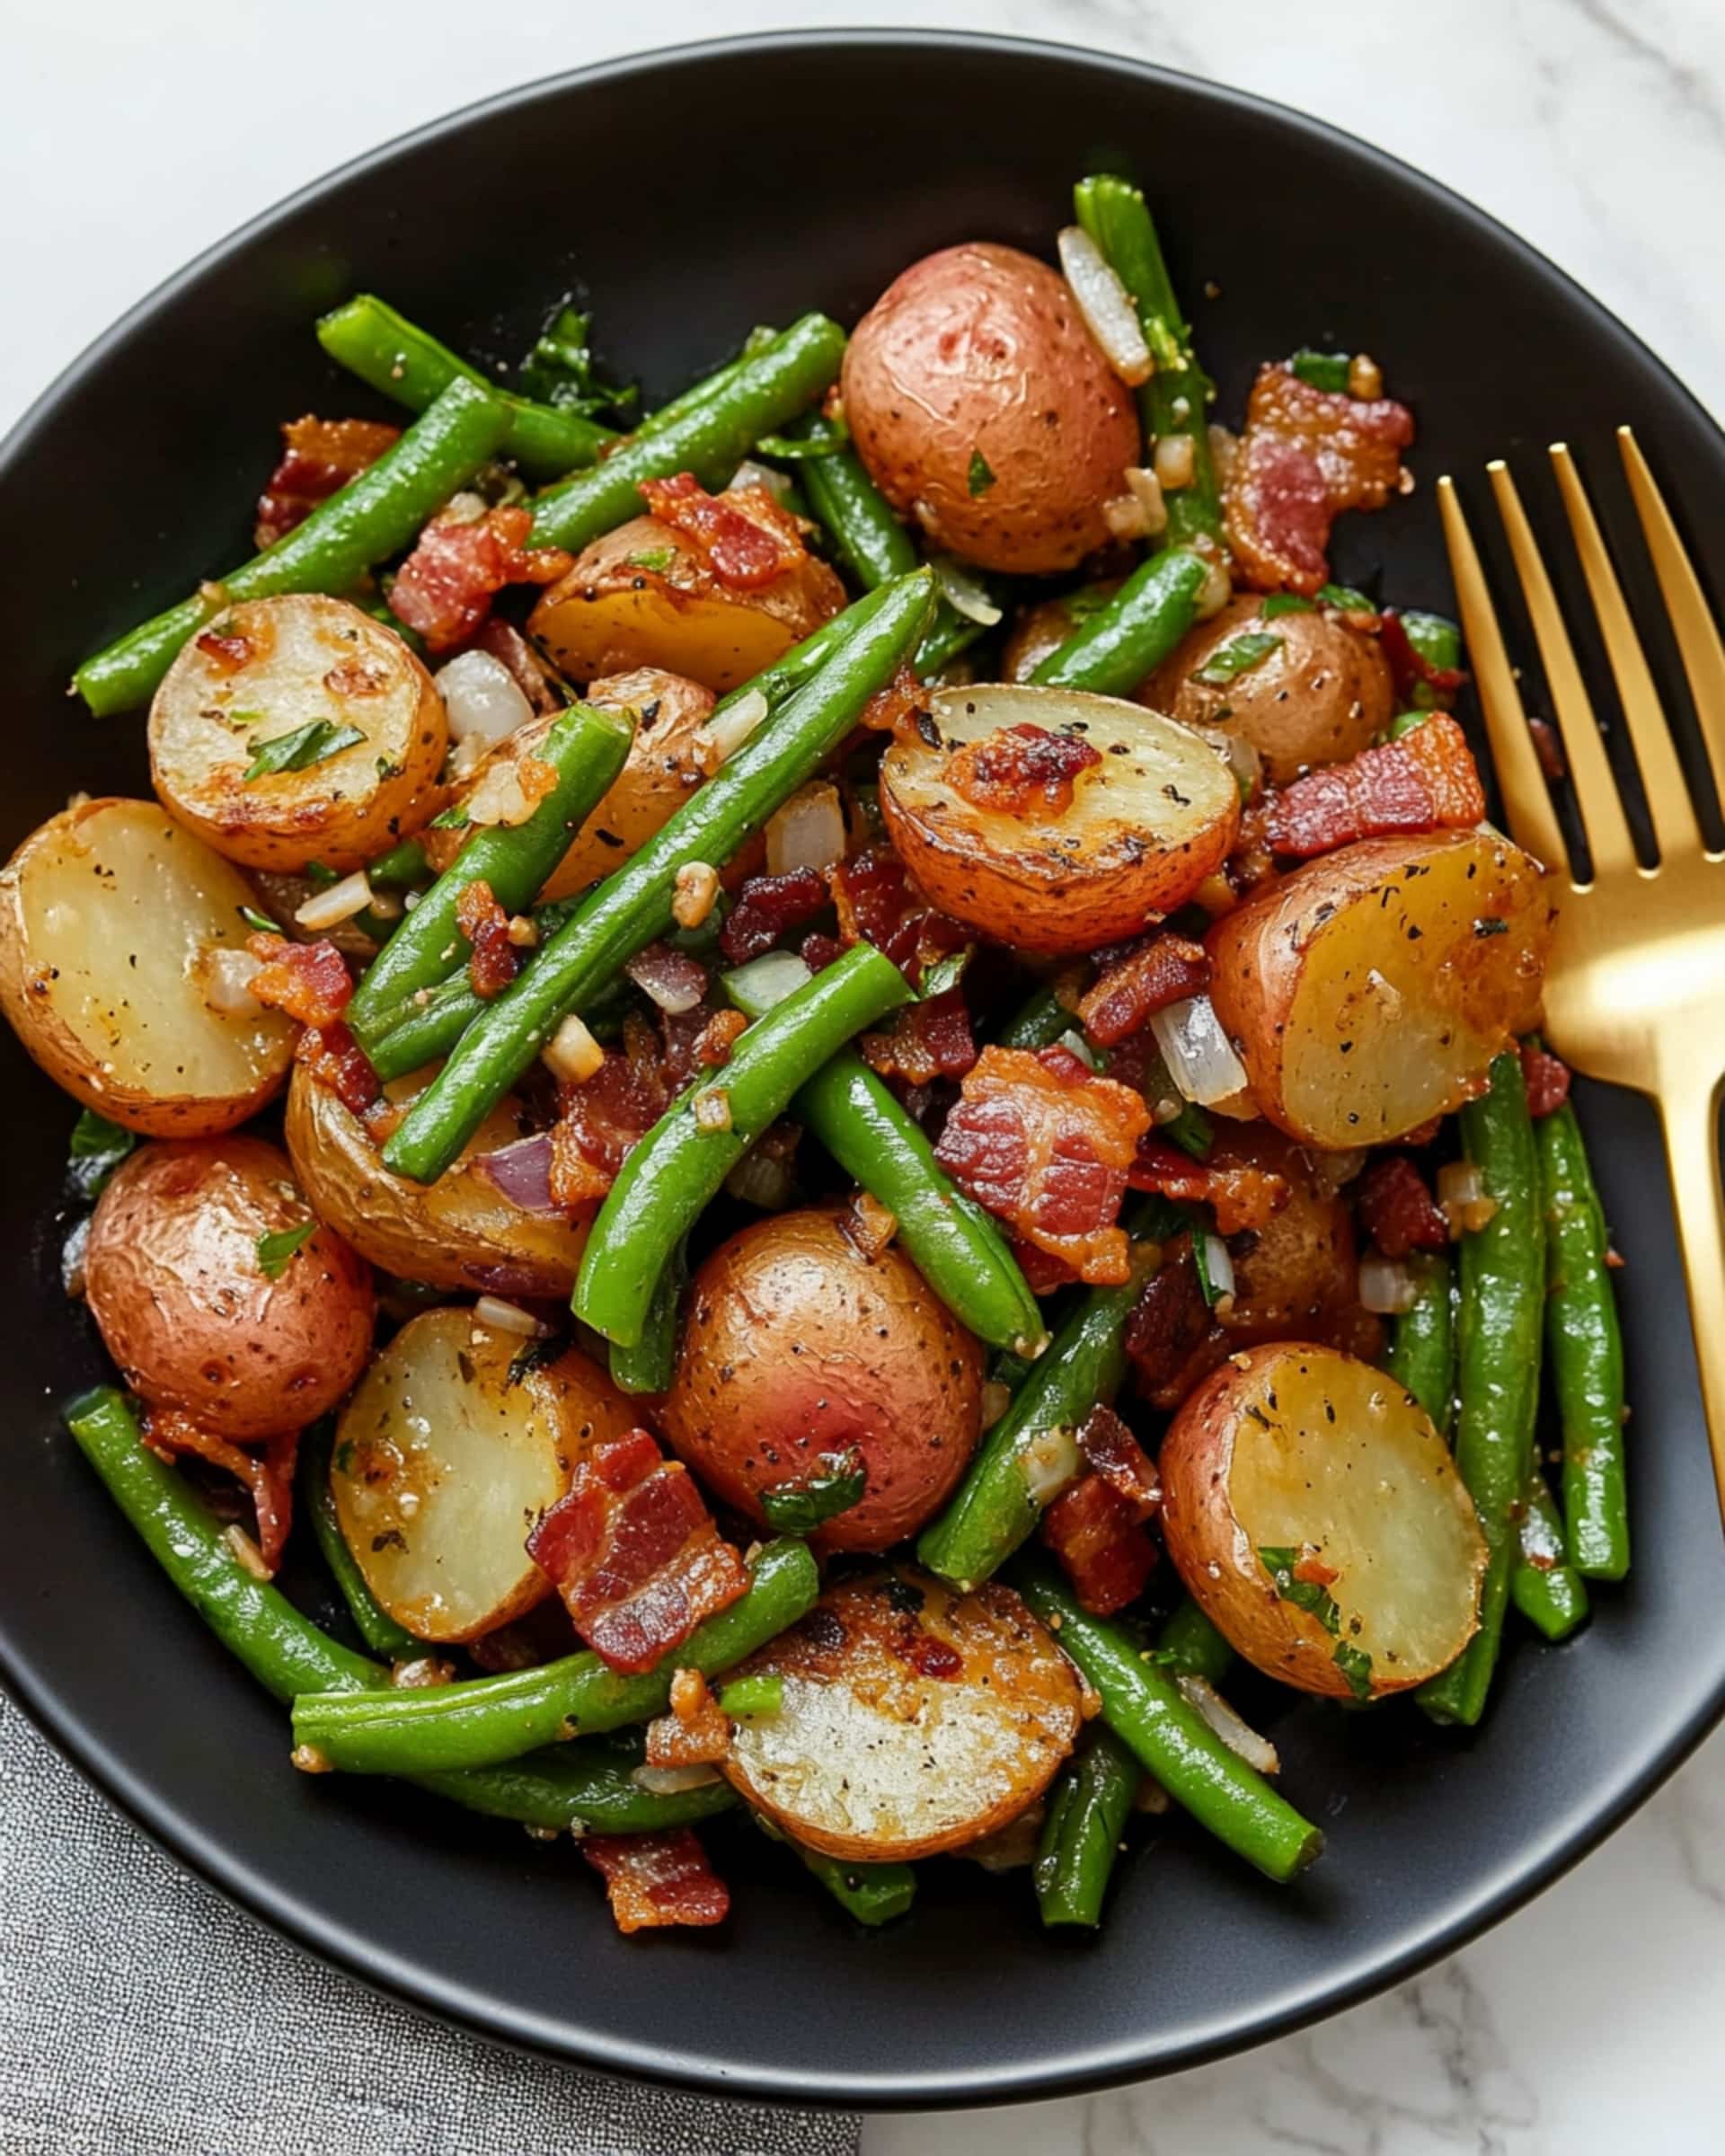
84,1136,375,1438
659,1211,984,1552
1139,596,1393,785
842,243,1141,574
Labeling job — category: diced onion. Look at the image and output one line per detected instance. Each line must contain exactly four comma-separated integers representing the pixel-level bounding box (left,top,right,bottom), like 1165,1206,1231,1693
960,1803,1047,1871
632,1763,722,1795
765,781,845,877
200,945,263,1016
473,1294,545,1339
1193,552,1233,621
473,1132,560,1213
1202,1233,1235,1302
1057,225,1153,386
1358,1251,1418,1315
437,649,534,749
1150,994,1250,1107
441,490,490,527
624,943,708,1015
464,759,540,830
1438,1161,1484,1211
929,554,1002,627
1053,1029,1101,1071
390,1655,456,1688
696,686,770,773
725,950,812,1016
225,1524,270,1580
1022,1423,1083,1507
729,458,792,503
725,1145,796,1211
693,1087,733,1134
1103,492,1150,543
672,861,721,930
543,1012,604,1085
980,1380,1013,1430
1176,1675,1279,1774
1349,352,1384,400
294,870,374,932
1125,464,1169,535
1154,432,1196,491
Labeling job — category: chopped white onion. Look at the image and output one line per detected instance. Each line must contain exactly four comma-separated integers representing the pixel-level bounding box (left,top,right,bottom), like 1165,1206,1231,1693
1154,432,1197,491
1150,995,1250,1107
437,649,534,749
1193,552,1234,621
542,1012,604,1085
624,943,708,1015
696,686,770,773
200,944,263,1016
225,1524,270,1580
294,870,374,932
929,554,1002,627
693,1087,733,1134
980,1380,1013,1430
725,950,812,1017
473,1294,545,1339
765,781,845,877
1057,225,1153,386
1021,1422,1083,1507
465,757,544,830
1358,1251,1419,1315
1202,1233,1236,1302
631,1763,722,1795
1125,464,1169,536
1053,1028,1101,1071
1103,492,1150,543
672,860,721,930
1438,1161,1485,1212
729,458,792,503
441,490,490,526
1176,1675,1279,1775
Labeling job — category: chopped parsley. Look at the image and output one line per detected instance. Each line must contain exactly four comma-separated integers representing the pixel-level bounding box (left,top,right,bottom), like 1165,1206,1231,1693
1195,632,1282,685
238,905,277,935
66,1109,137,1202
1260,1545,1376,1699
967,447,997,498
243,720,366,782
518,303,636,420
1316,582,1375,614
1288,349,1351,393
759,1447,867,1533
624,547,677,573
1331,1640,1375,1701
1260,594,1315,619
919,949,971,1000
429,801,472,832
254,1220,317,1279
1191,1230,1224,1308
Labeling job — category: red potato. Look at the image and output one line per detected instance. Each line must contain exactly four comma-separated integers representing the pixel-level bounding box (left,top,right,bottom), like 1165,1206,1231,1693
84,1136,375,1439
842,243,1141,574
1160,1344,1486,1700
1207,829,1556,1149
658,1210,984,1552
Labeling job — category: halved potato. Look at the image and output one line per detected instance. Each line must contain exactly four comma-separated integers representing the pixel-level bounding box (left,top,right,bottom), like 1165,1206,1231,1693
721,1569,1084,1860
530,512,845,694
0,798,294,1135
880,684,1240,954
1160,1343,1486,1699
332,1306,636,1642
1206,829,1556,1148
149,593,446,871
285,1063,590,1298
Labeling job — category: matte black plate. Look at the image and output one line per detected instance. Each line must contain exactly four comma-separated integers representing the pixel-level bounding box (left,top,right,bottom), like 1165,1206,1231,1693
2,30,1722,2112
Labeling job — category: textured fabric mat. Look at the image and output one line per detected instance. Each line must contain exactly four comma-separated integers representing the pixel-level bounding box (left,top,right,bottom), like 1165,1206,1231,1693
0,1693,859,2156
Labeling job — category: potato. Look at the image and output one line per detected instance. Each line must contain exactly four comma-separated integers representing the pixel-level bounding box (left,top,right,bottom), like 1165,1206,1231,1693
0,799,294,1135
1207,830,1556,1148
529,512,845,694
332,1307,636,1642
880,683,1239,954
1138,596,1393,785
721,1570,1084,1860
84,1136,375,1439
285,1063,590,1298
659,1210,984,1552
420,668,715,903
1160,1344,1486,1699
148,595,446,871
842,243,1141,574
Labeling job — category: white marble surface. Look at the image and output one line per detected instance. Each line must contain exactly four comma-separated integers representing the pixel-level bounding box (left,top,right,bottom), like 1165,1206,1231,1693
5,3,1725,2151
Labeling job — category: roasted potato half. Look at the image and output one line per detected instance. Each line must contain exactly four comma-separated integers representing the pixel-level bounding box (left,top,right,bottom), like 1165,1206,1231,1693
529,511,845,694
1160,1344,1486,1699
84,1135,375,1438
148,594,446,871
332,1308,636,1643
0,799,293,1135
880,683,1240,954
285,1063,590,1298
722,1570,1084,1860
1207,829,1555,1148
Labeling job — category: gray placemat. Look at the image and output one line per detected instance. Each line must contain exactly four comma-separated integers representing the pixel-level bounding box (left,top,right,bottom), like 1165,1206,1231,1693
0,1694,858,2156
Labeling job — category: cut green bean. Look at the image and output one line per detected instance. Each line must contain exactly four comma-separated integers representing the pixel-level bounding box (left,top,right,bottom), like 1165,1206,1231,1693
364,837,432,892
1511,1468,1591,1642
1387,1250,1457,1437
1156,1595,1234,1684
609,1234,688,1396
74,378,510,718
798,1846,917,1926
1031,548,1210,698
420,1736,738,1833
299,1421,418,1658
992,982,1075,1051
1034,1724,1138,1927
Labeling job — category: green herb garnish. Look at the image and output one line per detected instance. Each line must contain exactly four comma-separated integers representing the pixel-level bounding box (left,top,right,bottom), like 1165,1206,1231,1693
238,905,276,936
759,1448,867,1533
303,861,340,889
66,1109,137,1202
429,801,472,832
1331,1640,1376,1701
1194,632,1282,685
1260,594,1315,619
518,304,636,420
1260,1546,1376,1697
243,721,365,782
624,548,677,573
920,949,971,1000
967,448,997,498
1191,1230,1223,1309
1288,349,1351,393
254,1220,317,1279
1316,582,1376,614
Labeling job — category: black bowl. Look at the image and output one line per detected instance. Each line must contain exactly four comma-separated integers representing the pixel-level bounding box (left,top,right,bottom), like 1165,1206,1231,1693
3,29,1722,2112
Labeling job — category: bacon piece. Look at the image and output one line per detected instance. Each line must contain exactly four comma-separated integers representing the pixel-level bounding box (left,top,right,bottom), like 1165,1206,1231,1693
454,878,519,1000
195,629,257,675
143,1409,298,1575
1225,364,1415,594
638,472,807,590
1078,933,1211,1047
1128,1134,1289,1236
1077,1403,1161,1511
391,506,572,652
1521,1041,1571,1118
1380,609,1469,705
945,723,1101,817
298,1021,380,1118
856,666,932,744
1357,1155,1449,1259
830,844,966,985
1124,1233,1214,1397
528,1430,748,1674
800,929,845,974
644,1668,732,1769
720,868,828,964
1041,1416,1161,1617
1266,715,1484,859
245,933,352,1028
548,1019,669,1208
254,415,400,548
892,1628,964,1680
934,1046,1151,1286
582,1829,730,1934
689,1006,748,1072
860,989,976,1085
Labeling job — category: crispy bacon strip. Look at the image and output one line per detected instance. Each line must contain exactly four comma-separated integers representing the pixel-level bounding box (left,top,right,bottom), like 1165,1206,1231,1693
830,844,966,985
1128,1134,1289,1235
638,472,806,590
246,933,352,1028
1042,1408,1161,1616
934,1046,1151,1286
855,666,932,744
1266,715,1485,859
527,1430,748,1674
195,629,257,675
1521,1040,1571,1118
582,1830,730,1934
720,868,828,965
1357,1155,1449,1258
391,505,571,651
298,1021,380,1118
143,1409,298,1575
1380,609,1468,704
1078,933,1210,1047
644,1668,731,1769
1124,1233,1213,1400
860,989,975,1085
548,1018,669,1207
455,878,519,1000
945,723,1101,817
255,415,400,549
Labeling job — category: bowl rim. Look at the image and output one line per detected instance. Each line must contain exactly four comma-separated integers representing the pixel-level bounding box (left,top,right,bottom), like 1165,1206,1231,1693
3,26,1723,2113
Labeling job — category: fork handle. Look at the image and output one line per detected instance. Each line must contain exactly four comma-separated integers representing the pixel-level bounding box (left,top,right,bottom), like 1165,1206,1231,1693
1659,1069,1725,1524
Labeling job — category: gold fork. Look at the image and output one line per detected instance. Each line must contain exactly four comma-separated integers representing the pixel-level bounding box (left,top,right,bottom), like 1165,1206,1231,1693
1438,429,1725,1514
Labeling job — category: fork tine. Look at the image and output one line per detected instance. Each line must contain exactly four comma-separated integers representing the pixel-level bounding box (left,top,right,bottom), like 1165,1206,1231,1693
1550,442,1703,865
1487,460,1638,884
1617,425,1725,829
1437,476,1568,875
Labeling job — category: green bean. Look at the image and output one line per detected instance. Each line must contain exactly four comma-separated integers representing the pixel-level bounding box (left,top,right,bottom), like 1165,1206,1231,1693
316,294,617,480
1419,1052,1545,1727
1033,1725,1138,1927
1031,548,1210,698
992,982,1075,1051
364,836,432,891
1387,1250,1457,1437
575,944,912,1348
1015,1560,1322,1883
527,314,845,553
74,378,510,718
421,1734,738,1834
346,702,633,1051
1388,709,1436,740
1289,349,1352,394
608,1234,687,1396
292,1537,818,1777
299,1421,418,1658
757,1816,916,1926
383,573,933,1180
1511,1468,1591,1642
1156,1595,1234,1683
1538,1100,1629,1579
